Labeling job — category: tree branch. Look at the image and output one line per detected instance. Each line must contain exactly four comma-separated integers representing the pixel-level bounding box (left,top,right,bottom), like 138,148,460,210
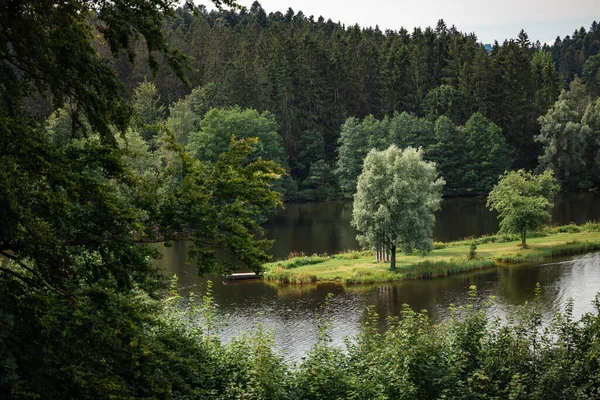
0,265,37,288
0,250,67,297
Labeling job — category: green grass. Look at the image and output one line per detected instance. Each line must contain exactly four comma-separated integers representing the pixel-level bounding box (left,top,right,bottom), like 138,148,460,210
263,223,600,285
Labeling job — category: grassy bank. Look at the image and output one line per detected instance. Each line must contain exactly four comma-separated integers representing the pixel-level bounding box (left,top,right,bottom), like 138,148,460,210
263,223,600,284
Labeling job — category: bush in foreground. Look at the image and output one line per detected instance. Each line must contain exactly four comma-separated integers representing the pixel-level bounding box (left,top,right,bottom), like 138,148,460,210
3,277,600,399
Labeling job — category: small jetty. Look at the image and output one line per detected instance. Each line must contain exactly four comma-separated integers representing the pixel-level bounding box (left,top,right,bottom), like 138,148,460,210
225,272,263,281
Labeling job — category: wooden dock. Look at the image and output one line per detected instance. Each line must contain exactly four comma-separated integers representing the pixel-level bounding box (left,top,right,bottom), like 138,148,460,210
225,272,263,281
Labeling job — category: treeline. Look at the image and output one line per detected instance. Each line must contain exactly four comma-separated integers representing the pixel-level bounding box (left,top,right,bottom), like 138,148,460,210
108,2,600,197
337,112,510,196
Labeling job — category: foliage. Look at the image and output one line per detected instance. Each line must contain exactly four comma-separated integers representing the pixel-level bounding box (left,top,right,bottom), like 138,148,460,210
468,242,478,260
300,161,338,200
462,112,512,193
389,111,435,149
186,107,285,165
0,2,290,395
166,85,216,144
277,255,329,269
352,146,444,269
536,78,598,189
423,84,465,122
264,226,600,284
157,132,284,274
494,240,600,263
295,129,326,182
335,116,389,197
3,0,600,396
0,275,290,399
426,115,467,192
336,112,513,197
487,170,560,247
0,0,200,143
132,81,165,143
583,54,600,97
531,51,563,116
114,7,600,193
15,2,596,199
291,287,600,399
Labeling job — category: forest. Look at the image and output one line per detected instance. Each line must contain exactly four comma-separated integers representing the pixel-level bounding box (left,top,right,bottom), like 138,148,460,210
99,2,600,198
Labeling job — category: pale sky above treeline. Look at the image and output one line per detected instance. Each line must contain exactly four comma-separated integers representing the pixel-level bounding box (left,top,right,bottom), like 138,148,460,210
205,0,599,45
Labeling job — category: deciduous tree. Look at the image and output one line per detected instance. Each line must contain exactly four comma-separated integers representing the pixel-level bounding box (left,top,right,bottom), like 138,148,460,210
487,170,559,247
186,107,285,165
462,112,512,193
352,146,444,269
536,78,591,189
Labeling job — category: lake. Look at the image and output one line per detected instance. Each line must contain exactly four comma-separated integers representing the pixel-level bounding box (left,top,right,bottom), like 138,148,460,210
155,192,600,360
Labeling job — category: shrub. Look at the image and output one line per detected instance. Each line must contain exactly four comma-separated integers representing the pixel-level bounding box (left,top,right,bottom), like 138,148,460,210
582,221,600,232
554,224,581,233
468,242,477,260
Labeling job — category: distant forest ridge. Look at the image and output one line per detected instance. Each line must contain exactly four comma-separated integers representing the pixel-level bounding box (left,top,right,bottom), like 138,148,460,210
100,2,600,195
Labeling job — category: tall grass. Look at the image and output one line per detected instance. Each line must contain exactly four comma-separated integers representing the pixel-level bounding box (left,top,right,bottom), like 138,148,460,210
264,266,318,284
403,259,496,280
277,255,329,269
495,240,600,263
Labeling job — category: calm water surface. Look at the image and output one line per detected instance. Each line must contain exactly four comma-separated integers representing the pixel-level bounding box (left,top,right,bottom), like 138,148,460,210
263,192,600,259
157,250,600,361
156,193,600,360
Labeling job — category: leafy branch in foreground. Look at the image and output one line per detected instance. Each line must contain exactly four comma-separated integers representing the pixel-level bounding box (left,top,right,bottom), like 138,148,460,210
153,130,284,274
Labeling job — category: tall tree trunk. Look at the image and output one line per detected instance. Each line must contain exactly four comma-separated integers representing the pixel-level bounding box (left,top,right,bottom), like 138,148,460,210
390,245,397,270
522,230,527,248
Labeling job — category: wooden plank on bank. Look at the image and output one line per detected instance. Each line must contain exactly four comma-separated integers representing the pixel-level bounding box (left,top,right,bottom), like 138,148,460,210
225,272,263,281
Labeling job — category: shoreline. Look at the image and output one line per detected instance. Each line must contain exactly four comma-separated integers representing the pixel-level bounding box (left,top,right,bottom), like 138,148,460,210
263,223,600,284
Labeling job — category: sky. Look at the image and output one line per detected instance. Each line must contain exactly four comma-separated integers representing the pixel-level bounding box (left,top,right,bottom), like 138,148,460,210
213,0,599,45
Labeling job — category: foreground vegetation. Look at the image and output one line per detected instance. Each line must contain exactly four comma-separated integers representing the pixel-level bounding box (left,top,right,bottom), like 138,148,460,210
264,223,600,284
10,280,599,399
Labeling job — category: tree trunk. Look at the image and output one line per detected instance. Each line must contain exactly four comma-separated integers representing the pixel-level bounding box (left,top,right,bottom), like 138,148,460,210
390,245,397,270
522,230,527,248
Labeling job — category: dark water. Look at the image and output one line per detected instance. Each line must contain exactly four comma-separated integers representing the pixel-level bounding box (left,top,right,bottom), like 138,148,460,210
263,192,600,259
157,241,600,361
155,193,600,360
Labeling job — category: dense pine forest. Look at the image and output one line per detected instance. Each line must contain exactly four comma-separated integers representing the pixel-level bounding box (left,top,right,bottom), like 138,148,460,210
100,2,600,198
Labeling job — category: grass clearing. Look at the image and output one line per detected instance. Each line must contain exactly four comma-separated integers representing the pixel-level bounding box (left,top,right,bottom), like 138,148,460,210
263,223,600,284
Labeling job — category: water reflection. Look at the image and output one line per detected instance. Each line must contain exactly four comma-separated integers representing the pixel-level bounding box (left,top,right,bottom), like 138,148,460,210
263,193,600,259
155,242,600,361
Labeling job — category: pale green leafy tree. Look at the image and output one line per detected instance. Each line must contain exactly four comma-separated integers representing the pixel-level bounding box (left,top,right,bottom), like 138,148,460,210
389,111,435,150
132,81,165,143
535,78,593,189
335,116,390,197
352,146,445,269
487,169,559,248
166,83,226,145
186,107,285,165
166,97,202,145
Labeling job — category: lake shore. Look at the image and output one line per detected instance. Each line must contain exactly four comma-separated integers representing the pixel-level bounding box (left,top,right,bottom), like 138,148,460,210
263,223,600,284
